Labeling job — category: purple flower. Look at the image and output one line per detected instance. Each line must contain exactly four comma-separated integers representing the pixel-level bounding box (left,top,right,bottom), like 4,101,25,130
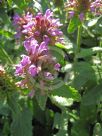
44,72,54,80
52,19,63,27
34,31,40,36
38,42,48,55
16,80,27,88
13,9,64,45
65,0,102,19
20,55,31,67
15,32,21,39
14,9,63,96
43,35,50,44
44,9,53,19
28,65,38,77
54,63,61,71
68,11,75,18
15,64,23,76
13,14,20,25
79,13,84,21
22,21,35,33
24,12,33,22
24,38,39,54
90,6,95,12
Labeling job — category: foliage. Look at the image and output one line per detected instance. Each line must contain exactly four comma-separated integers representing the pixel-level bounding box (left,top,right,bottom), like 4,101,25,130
0,0,102,136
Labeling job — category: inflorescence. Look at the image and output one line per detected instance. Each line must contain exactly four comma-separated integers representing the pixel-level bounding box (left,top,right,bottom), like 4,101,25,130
65,0,102,21
13,9,63,97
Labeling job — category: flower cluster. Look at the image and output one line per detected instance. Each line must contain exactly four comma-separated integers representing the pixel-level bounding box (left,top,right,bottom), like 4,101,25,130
14,9,62,97
64,0,102,21
13,9,64,45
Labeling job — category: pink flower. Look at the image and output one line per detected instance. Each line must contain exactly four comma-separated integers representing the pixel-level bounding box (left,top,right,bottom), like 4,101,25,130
20,55,31,67
23,38,39,54
68,11,75,18
44,9,53,19
13,14,21,25
54,63,61,71
13,9,64,45
65,0,102,20
79,13,84,21
28,65,38,77
14,9,62,97
38,41,48,55
44,72,54,80
15,64,23,76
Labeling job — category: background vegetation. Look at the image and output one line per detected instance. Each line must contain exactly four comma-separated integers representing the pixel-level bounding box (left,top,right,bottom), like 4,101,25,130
0,0,102,136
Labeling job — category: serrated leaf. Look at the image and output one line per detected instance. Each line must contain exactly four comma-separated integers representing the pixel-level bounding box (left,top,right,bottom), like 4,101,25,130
51,96,73,107
51,85,80,102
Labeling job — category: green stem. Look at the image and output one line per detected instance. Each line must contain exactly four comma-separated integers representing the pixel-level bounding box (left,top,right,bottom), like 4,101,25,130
77,25,82,53
74,25,82,63
0,46,13,64
73,25,82,78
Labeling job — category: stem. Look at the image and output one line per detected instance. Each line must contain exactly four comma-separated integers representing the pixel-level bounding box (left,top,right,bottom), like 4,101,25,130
0,46,13,64
74,25,82,63
77,25,82,53
73,25,82,78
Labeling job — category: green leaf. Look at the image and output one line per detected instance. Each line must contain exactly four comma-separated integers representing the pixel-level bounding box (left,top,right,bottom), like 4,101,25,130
67,16,81,33
0,29,13,39
55,43,69,50
11,107,33,136
77,47,102,58
51,96,73,107
41,0,48,12
71,120,89,136
88,18,99,27
82,24,95,37
7,93,20,116
53,113,61,129
33,99,46,124
0,101,11,116
53,109,68,136
72,62,97,90
93,123,102,136
51,85,81,102
49,46,64,64
12,0,27,9
36,94,47,111
7,0,12,6
0,8,10,23
81,82,102,106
